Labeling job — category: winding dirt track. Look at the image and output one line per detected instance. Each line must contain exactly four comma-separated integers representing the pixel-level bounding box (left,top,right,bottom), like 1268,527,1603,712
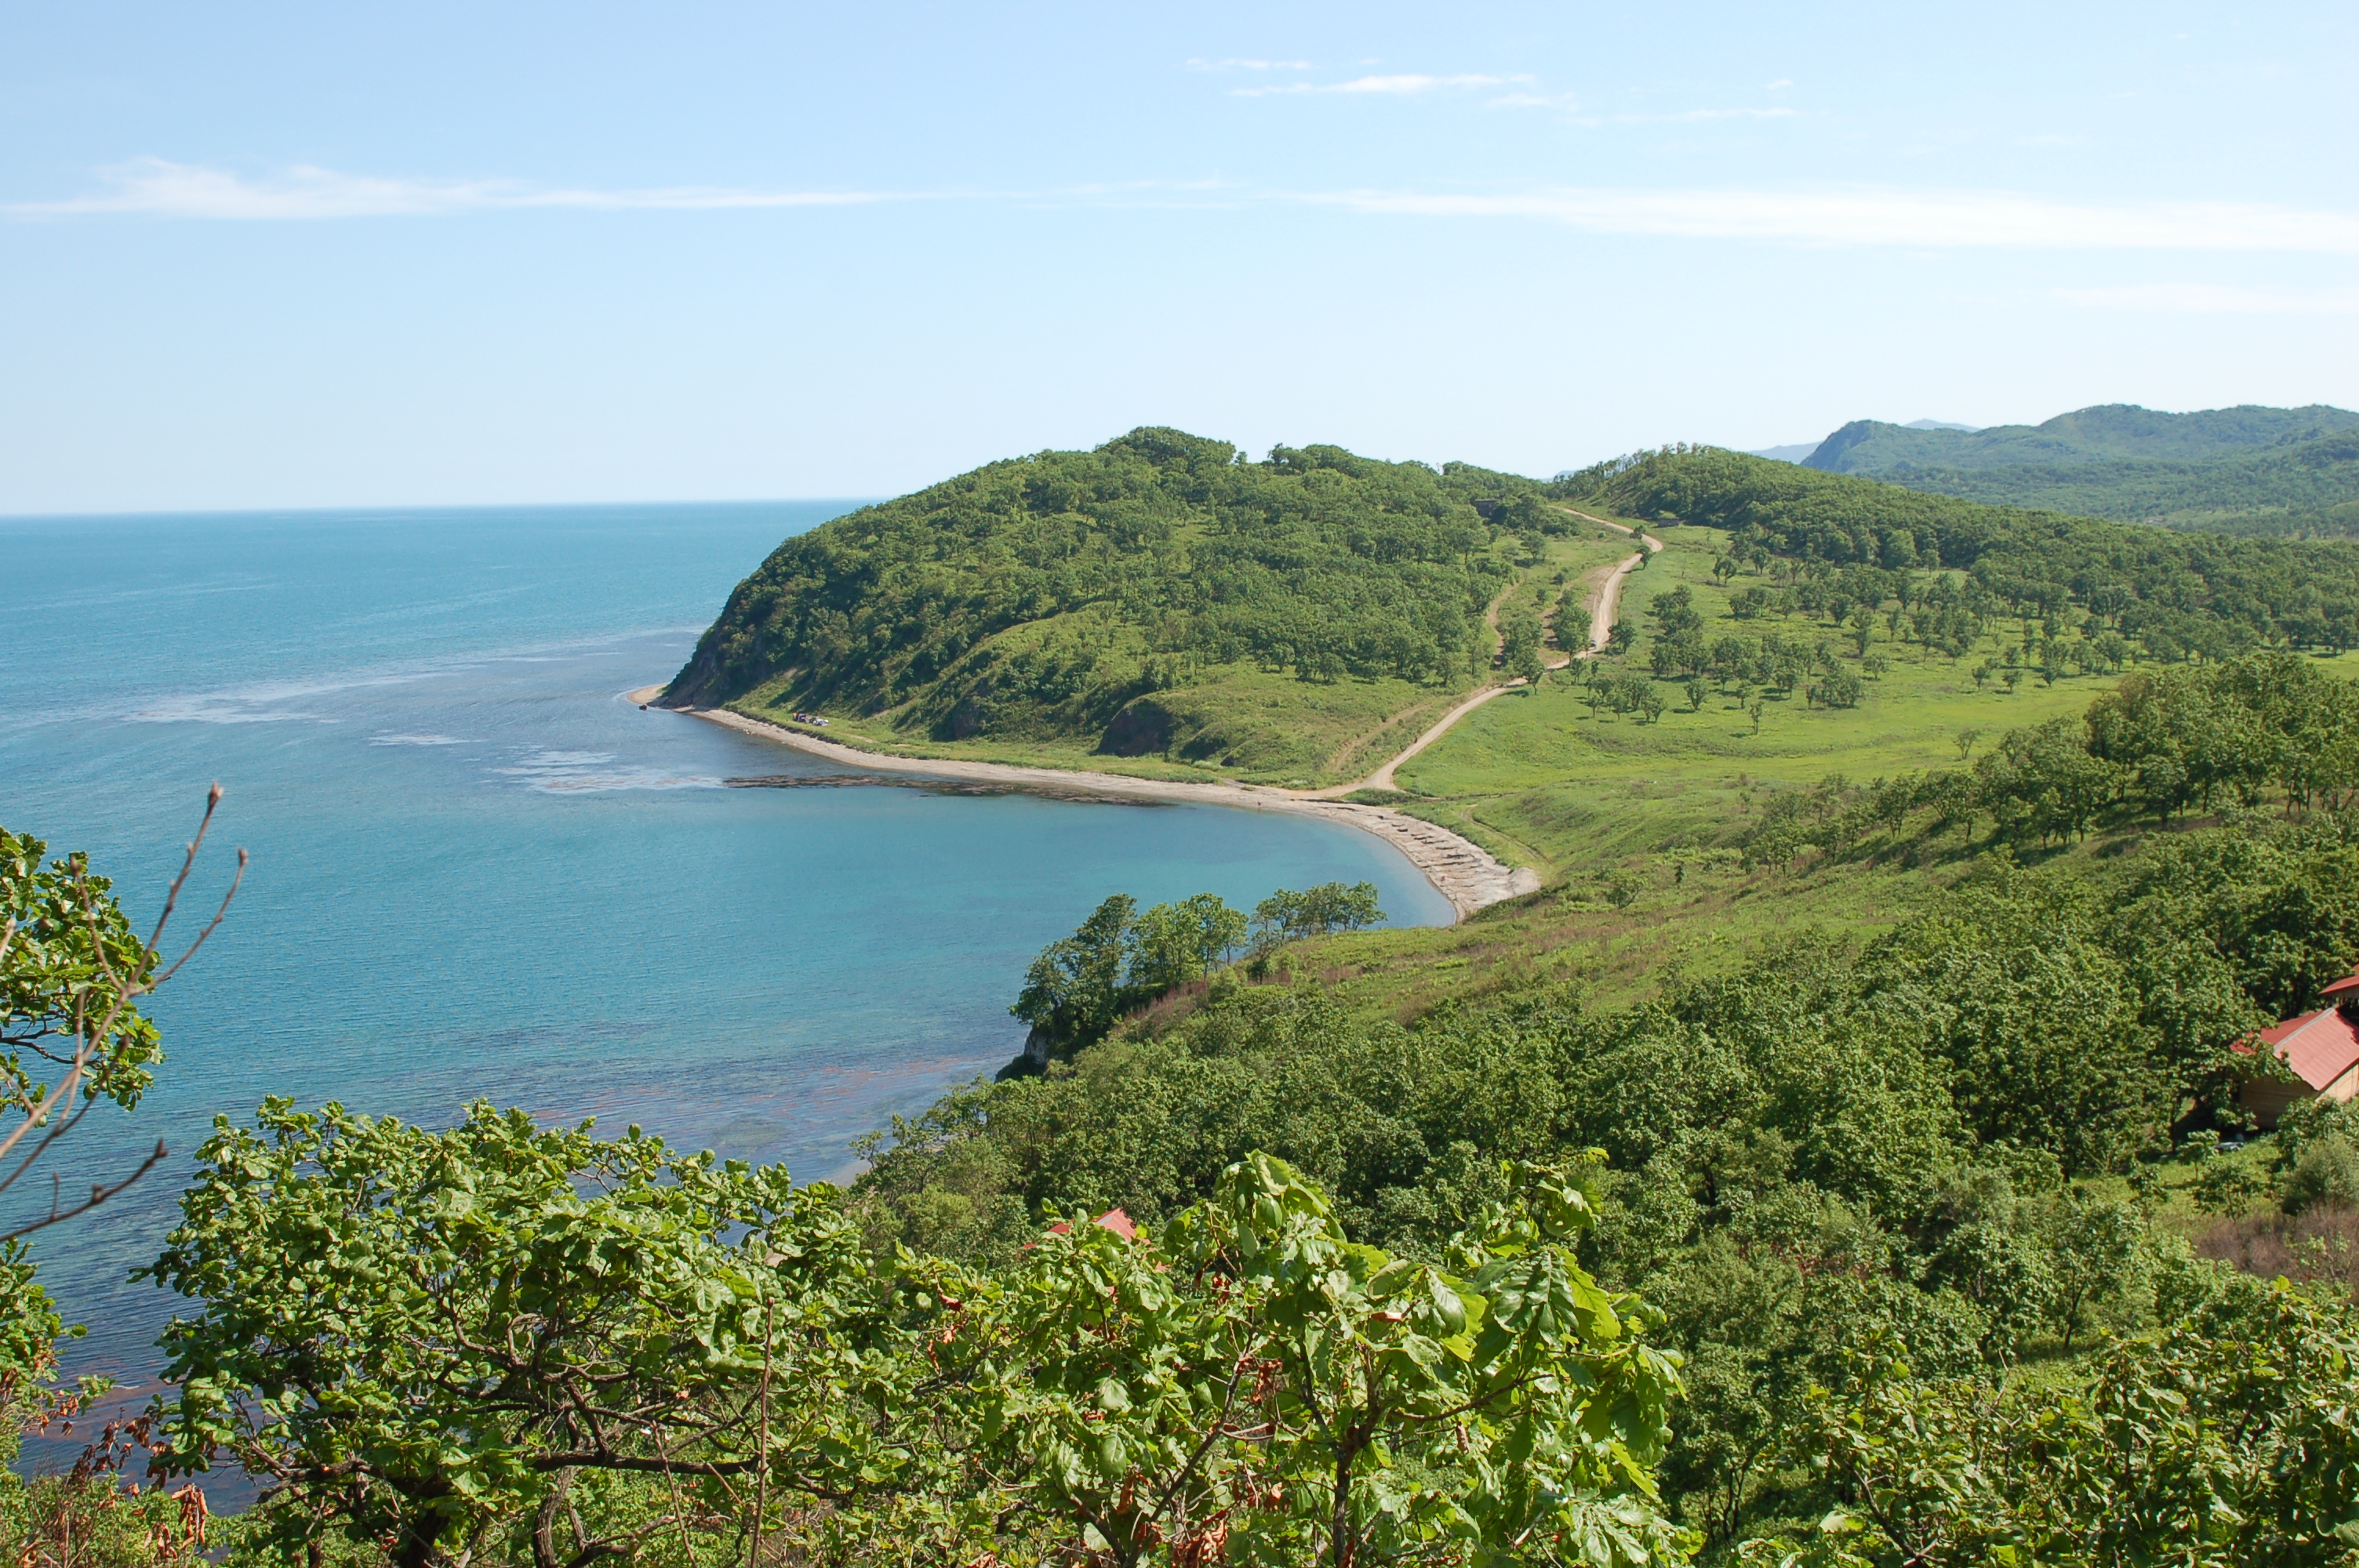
1305,512,1659,797
631,512,1656,920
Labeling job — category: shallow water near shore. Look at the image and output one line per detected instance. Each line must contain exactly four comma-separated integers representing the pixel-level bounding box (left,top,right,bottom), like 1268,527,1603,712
0,501,1449,1450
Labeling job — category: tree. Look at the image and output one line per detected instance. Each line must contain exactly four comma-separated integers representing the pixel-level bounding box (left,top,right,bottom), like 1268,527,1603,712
1808,669,1864,710
1648,585,1700,637
142,1100,917,1568
958,1154,1687,1567
1252,882,1385,951
1499,608,1546,686
1754,1279,2359,1568
0,794,242,1399
1013,893,1139,1051
1013,892,1252,1062
1129,893,1250,994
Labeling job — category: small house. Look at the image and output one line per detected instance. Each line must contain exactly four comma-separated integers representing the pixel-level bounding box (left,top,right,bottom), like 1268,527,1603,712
2239,969,2359,1129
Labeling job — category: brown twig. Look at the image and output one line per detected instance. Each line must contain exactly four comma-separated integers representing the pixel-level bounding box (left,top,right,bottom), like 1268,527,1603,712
0,1138,169,1243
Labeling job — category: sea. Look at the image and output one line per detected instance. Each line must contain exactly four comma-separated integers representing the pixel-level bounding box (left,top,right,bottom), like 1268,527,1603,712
0,501,1449,1457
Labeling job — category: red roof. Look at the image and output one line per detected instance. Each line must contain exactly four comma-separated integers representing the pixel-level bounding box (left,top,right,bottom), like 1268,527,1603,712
2324,971,2359,998
2254,1007,2359,1092
1042,1208,1138,1242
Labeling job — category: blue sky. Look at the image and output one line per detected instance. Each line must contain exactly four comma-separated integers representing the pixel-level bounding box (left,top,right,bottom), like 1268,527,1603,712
4,2,2355,512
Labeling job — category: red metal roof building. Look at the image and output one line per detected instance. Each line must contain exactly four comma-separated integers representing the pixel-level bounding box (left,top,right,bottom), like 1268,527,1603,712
2241,968,2359,1128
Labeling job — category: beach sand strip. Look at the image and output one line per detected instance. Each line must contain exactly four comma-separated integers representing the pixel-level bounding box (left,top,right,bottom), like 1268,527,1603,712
647,698,1539,922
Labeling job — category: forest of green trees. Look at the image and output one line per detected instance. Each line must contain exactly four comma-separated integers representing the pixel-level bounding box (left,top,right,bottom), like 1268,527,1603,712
660,428,2359,771
1596,445,2359,657
851,651,2359,1561
1797,404,2359,538
664,430,1568,759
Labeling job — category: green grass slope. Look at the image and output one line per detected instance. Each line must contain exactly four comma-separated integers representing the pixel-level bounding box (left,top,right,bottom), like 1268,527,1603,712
1296,455,2359,1015
664,427,1611,783
1801,402,2359,536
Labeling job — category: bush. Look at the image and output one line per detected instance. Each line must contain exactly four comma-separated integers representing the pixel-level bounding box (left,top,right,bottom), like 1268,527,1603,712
2284,1132,2359,1214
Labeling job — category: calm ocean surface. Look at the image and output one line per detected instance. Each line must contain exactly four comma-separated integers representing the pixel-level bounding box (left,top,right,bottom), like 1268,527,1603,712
0,502,1449,1429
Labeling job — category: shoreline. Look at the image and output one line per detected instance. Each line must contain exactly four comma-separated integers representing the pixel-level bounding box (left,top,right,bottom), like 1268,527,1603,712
631,688,1539,921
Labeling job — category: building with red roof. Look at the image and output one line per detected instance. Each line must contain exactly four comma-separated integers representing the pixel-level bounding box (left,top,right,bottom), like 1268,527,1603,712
2240,967,2359,1128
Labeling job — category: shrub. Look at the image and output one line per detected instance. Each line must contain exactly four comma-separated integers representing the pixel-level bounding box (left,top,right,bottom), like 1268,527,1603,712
2284,1132,2359,1214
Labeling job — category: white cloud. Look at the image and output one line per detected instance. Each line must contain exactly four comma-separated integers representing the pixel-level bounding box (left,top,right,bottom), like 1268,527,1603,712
2055,282,2359,314
5,158,896,220
1765,78,1794,89
1304,185,2359,253
1592,106,1799,124
23,164,2359,263
1232,73,1513,97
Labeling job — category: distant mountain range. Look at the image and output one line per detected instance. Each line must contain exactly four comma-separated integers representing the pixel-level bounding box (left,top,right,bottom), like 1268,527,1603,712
1748,403,2359,537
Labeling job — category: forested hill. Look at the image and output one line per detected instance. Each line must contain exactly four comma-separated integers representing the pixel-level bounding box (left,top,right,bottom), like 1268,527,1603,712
1594,445,2359,657
1797,402,2359,536
665,428,1559,771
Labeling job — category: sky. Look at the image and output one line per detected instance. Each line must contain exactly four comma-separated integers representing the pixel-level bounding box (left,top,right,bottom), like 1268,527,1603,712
3,2,2356,513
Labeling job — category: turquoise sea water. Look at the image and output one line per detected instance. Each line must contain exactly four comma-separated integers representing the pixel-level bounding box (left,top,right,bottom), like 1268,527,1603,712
0,502,1450,1431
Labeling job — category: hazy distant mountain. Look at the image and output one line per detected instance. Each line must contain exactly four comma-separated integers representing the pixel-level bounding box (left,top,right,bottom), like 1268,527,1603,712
1747,420,1976,463
1794,403,2359,537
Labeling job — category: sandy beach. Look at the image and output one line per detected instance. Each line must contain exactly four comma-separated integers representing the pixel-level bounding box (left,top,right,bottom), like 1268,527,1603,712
624,685,1539,920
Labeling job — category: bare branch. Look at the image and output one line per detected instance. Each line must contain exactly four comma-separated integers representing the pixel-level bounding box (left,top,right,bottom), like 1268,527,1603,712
144,782,224,954
0,1139,168,1243
147,844,247,990
0,1030,96,1171
0,1093,103,1200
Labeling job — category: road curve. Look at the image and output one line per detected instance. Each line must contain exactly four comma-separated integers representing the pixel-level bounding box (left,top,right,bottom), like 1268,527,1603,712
1303,510,1659,797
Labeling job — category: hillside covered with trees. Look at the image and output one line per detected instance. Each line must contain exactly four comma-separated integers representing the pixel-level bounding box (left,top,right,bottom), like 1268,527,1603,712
1794,402,2359,537
663,429,1576,778
852,646,2359,1561
1595,443,2359,656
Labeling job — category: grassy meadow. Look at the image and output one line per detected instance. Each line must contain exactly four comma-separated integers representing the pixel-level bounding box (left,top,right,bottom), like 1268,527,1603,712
1262,513,2359,1018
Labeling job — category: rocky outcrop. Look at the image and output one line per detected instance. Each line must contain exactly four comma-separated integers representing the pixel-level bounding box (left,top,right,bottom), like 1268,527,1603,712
997,1023,1057,1081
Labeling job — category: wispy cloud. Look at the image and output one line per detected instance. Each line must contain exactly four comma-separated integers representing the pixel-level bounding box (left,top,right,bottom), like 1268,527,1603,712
2055,282,2359,314
18,163,2359,261
4,158,896,220
1306,185,2359,253
1599,106,1798,124
1232,73,1516,97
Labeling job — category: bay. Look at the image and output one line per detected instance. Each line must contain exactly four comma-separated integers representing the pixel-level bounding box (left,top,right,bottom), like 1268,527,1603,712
0,501,1450,1441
